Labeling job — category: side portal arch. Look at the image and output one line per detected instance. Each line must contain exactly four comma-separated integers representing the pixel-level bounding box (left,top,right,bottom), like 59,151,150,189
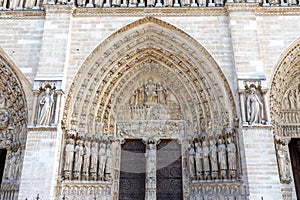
0,47,30,200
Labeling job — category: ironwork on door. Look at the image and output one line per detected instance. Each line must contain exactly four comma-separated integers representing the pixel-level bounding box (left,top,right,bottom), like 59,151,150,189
156,139,183,200
119,139,146,200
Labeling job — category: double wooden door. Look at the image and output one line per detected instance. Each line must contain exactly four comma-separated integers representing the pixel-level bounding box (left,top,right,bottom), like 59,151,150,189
119,139,183,200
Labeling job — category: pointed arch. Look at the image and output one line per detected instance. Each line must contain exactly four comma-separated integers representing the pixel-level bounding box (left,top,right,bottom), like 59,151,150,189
63,16,237,136
0,47,30,199
269,37,300,136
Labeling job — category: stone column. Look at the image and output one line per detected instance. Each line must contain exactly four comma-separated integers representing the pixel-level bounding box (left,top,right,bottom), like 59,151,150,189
238,90,247,125
54,90,63,126
143,138,160,200
31,91,39,126
262,90,271,125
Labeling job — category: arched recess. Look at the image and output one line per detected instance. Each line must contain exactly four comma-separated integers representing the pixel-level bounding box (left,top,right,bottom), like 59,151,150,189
0,47,30,199
269,38,300,137
63,16,237,136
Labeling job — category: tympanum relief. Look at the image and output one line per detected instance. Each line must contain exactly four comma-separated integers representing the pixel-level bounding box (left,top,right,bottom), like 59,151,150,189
116,78,185,140
281,84,300,125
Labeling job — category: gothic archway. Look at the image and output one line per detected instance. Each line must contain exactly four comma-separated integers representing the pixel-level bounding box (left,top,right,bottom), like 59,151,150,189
60,17,242,199
0,47,30,200
270,38,300,198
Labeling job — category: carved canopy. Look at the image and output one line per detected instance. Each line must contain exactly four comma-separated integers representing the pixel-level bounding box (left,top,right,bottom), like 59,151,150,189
63,17,237,136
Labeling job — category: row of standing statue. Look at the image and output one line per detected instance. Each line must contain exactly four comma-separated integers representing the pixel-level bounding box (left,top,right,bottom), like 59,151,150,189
189,136,237,181
63,137,113,181
2,148,22,182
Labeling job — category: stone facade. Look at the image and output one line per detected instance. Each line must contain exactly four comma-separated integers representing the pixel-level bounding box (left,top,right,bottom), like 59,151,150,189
0,2,299,200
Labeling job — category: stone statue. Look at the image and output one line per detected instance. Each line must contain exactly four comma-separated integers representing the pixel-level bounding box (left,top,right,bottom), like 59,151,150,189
202,140,210,179
188,144,196,179
63,138,75,180
217,138,227,179
73,140,84,180
90,141,99,180
82,140,91,180
164,0,173,6
227,137,237,179
287,89,298,109
145,79,157,104
98,143,107,180
138,81,145,105
157,83,166,104
246,87,263,125
276,143,291,183
146,142,156,179
195,142,203,180
37,87,54,126
209,138,218,179
105,143,113,180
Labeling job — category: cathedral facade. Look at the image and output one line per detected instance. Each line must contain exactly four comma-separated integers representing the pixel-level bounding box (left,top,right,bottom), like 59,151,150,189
0,0,299,199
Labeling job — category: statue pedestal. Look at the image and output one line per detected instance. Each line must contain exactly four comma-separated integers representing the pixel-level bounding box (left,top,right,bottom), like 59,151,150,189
242,126,282,199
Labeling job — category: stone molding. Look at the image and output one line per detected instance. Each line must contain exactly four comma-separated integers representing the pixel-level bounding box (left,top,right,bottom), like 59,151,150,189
0,4,299,19
0,10,45,19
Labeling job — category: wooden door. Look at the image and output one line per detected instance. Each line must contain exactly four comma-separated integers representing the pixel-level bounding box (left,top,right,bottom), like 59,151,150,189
156,139,183,200
119,140,146,200
289,139,300,199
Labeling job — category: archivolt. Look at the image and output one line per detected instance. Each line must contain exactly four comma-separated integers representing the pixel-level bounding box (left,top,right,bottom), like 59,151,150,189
63,17,236,136
0,47,30,144
269,37,300,135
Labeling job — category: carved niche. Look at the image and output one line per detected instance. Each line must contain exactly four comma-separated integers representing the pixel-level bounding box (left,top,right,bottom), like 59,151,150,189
33,81,61,127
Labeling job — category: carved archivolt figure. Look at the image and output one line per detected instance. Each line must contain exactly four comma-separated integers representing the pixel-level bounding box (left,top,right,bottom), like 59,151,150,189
217,138,227,179
37,87,54,126
64,138,75,179
188,144,196,179
227,137,237,178
246,87,263,125
195,142,203,180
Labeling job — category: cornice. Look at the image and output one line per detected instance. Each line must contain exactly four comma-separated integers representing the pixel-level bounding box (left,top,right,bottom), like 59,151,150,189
0,10,45,19
256,6,300,16
72,7,226,17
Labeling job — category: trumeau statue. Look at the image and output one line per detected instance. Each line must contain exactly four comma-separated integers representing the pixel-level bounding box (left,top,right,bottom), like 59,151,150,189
246,87,263,125
37,86,55,126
